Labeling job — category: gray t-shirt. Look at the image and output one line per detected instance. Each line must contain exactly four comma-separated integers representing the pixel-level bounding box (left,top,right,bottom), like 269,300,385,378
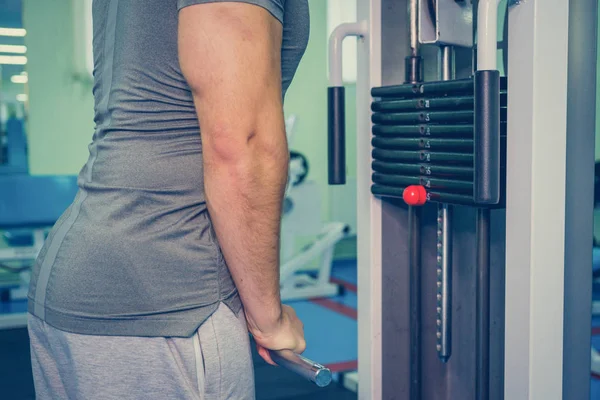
27,0,309,338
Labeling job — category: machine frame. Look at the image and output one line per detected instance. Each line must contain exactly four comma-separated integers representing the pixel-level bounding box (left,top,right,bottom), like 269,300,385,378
348,0,597,399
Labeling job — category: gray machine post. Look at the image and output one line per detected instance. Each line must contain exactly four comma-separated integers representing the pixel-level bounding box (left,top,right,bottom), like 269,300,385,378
561,0,596,397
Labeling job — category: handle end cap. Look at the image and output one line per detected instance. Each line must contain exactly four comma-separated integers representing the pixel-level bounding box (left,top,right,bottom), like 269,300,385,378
315,368,333,387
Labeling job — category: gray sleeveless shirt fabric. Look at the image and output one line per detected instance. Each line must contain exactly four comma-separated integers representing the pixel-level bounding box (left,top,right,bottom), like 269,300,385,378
27,0,309,337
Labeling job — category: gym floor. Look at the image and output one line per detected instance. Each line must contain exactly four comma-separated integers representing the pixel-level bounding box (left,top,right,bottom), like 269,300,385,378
3,261,600,399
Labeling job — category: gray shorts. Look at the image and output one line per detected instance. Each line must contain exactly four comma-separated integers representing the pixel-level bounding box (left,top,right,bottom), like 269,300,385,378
27,303,255,400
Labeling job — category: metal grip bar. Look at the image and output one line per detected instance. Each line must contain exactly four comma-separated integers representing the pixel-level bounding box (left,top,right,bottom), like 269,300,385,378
269,350,332,388
474,70,501,204
328,86,346,185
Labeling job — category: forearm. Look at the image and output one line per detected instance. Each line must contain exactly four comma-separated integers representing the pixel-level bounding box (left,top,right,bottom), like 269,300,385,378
177,0,290,339
203,129,289,335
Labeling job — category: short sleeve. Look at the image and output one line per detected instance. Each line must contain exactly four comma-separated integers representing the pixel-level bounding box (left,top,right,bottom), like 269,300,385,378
177,0,284,24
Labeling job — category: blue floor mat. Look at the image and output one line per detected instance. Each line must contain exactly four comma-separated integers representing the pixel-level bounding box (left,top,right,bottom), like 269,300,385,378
329,261,358,309
592,380,600,400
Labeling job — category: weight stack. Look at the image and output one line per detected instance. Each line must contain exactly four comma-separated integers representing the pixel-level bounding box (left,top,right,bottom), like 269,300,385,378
370,77,507,207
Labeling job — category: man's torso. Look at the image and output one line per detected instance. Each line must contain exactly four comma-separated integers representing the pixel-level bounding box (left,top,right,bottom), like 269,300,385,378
27,0,309,338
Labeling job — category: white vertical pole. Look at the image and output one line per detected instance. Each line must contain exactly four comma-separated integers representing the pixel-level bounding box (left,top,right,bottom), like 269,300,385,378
504,1,570,398
356,0,382,399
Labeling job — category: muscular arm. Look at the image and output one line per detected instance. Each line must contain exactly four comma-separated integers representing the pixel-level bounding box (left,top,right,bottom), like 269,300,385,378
178,3,288,338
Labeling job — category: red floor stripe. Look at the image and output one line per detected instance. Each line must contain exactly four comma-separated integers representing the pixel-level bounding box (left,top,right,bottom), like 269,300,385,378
593,326,600,336
330,277,358,294
326,360,358,373
310,298,357,320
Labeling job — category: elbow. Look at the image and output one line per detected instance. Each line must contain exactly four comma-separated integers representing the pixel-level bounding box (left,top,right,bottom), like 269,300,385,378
204,127,288,168
204,128,251,165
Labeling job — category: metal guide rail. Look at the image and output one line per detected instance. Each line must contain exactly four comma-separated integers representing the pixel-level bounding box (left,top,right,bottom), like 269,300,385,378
370,77,507,208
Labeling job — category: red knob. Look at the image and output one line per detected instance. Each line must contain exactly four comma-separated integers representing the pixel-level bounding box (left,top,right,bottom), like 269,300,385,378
403,185,427,206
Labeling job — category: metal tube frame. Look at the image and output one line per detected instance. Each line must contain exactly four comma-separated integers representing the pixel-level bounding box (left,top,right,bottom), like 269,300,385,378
356,0,382,398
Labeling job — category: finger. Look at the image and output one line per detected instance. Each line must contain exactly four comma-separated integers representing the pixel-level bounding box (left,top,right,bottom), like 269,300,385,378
256,343,277,366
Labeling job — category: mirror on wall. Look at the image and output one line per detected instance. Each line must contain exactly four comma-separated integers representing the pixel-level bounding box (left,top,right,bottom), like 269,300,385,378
0,0,28,173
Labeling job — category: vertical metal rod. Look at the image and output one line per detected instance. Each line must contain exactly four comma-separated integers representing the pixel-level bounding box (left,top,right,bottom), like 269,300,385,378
407,2,422,399
436,204,452,362
476,208,491,400
409,0,419,57
435,46,455,363
409,206,421,400
440,46,455,81
406,0,424,84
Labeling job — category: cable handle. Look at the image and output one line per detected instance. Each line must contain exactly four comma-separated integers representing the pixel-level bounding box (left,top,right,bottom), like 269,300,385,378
327,21,368,185
269,349,332,388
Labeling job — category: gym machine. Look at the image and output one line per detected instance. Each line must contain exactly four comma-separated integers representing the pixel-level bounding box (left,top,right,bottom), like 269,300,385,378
328,0,597,399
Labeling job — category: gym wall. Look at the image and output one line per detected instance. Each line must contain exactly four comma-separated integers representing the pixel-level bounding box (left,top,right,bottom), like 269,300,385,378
23,0,94,176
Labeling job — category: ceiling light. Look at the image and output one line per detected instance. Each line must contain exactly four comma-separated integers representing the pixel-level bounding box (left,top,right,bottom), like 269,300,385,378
0,55,27,65
0,28,26,37
0,44,26,54
16,94,28,102
11,75,28,84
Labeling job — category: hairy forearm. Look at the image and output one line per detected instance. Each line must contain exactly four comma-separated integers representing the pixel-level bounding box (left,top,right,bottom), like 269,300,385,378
203,132,289,334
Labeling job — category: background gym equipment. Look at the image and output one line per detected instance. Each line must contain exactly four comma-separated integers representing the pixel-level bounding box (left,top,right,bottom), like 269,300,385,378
280,115,349,301
0,111,28,175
